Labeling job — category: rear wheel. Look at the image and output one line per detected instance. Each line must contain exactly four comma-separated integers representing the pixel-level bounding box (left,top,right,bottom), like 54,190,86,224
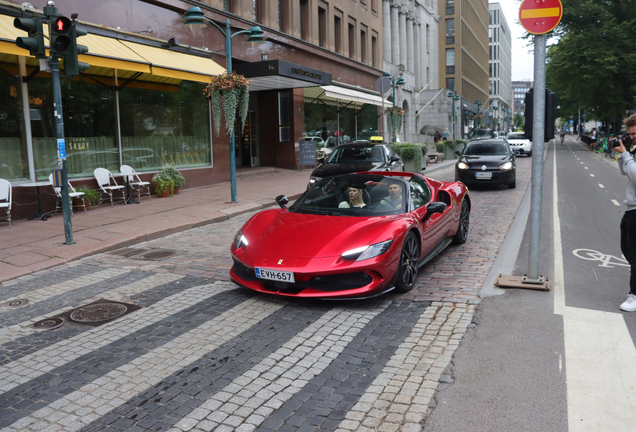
451,200,470,245
394,232,420,293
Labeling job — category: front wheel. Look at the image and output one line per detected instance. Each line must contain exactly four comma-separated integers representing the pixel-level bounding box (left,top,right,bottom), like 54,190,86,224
527,150,532,157
394,232,420,293
508,180,516,189
451,200,470,245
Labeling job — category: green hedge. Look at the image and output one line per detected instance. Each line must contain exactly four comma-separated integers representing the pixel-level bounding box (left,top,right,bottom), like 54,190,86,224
393,143,427,172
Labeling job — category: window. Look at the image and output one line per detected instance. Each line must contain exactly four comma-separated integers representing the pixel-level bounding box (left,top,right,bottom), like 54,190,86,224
360,29,367,63
224,0,233,13
0,69,27,180
334,16,342,53
348,23,355,59
278,0,288,32
300,0,309,41
446,19,454,44
371,0,377,12
446,78,455,92
446,48,455,74
254,0,263,23
318,7,327,47
371,35,377,67
409,176,431,209
278,91,290,142
489,28,492,42
446,0,454,15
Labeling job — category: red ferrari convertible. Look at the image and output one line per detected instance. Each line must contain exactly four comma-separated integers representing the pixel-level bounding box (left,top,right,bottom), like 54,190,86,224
230,172,470,299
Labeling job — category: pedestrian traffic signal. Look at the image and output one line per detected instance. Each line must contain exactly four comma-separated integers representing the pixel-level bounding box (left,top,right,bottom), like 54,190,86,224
63,23,89,78
49,15,72,56
14,15,46,59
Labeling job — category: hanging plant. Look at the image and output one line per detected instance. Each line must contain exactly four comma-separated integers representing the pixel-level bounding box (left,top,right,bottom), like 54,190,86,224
204,72,251,136
385,107,404,141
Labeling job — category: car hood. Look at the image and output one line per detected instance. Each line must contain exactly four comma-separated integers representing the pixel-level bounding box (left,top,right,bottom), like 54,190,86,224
507,139,530,144
311,161,388,178
241,209,401,258
459,154,513,168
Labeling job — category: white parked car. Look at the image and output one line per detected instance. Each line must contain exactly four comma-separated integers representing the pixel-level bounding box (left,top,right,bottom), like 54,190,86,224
506,132,532,156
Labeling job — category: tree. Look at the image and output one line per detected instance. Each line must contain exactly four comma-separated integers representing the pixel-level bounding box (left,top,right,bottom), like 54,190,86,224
546,0,636,123
513,112,524,129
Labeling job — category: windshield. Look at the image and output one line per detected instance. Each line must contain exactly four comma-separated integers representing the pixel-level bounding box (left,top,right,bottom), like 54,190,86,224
464,142,510,155
290,174,406,216
327,146,385,163
469,129,494,138
507,133,527,140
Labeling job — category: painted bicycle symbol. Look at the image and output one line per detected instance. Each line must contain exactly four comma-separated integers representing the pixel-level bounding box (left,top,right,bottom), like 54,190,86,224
572,249,630,268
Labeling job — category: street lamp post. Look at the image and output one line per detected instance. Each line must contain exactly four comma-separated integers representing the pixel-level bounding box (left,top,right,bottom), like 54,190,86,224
475,100,482,128
382,72,405,142
447,91,460,140
183,7,266,203
492,105,498,129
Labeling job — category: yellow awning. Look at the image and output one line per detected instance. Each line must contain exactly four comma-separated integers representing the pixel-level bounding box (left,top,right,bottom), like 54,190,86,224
0,14,223,83
120,40,225,83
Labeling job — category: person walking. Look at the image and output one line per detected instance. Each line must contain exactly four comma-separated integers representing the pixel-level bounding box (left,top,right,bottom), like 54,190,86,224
614,113,636,311
443,128,451,141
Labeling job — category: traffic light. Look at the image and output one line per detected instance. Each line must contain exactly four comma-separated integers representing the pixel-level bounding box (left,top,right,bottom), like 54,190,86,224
63,23,89,78
524,89,556,142
14,15,46,59
49,15,72,57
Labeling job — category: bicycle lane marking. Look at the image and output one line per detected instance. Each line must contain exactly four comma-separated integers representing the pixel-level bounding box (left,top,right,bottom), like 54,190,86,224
553,140,636,431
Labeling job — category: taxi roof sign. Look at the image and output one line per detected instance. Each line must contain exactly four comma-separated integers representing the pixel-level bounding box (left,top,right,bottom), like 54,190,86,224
370,136,384,141
519,0,563,35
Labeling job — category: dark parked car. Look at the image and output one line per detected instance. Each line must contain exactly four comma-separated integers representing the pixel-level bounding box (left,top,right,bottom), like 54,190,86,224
467,128,496,139
454,139,517,189
308,141,404,188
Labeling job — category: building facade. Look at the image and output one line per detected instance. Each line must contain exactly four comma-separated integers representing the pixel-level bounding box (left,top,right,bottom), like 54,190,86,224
487,2,512,131
1,0,386,219
513,80,533,118
439,0,489,138
381,0,443,144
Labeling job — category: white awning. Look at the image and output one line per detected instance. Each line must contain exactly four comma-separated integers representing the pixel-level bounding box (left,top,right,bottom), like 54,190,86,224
321,85,385,106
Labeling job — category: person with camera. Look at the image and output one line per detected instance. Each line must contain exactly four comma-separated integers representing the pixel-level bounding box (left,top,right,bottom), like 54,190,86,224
614,113,636,311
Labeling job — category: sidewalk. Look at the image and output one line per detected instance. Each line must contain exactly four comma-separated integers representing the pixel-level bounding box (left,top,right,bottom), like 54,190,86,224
0,167,311,284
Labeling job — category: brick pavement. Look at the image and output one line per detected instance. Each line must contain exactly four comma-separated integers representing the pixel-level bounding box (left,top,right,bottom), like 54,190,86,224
0,154,533,431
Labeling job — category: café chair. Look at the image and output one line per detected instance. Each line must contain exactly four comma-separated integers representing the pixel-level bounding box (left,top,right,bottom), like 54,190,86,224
48,174,86,215
94,168,125,207
120,165,151,201
0,178,12,228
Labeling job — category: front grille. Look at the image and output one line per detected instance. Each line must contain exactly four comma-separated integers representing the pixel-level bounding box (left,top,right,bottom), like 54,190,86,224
232,260,257,281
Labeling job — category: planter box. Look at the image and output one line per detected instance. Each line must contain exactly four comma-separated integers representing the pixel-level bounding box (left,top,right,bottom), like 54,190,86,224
404,160,423,173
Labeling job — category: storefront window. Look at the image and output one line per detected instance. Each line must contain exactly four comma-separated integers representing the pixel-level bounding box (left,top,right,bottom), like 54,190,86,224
304,100,378,144
29,76,118,179
0,62,28,180
119,81,211,171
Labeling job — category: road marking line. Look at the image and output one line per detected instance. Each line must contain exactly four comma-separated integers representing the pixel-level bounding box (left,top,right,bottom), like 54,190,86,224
590,174,595,177
599,184,605,188
612,199,620,206
585,167,588,170
564,306,636,431
580,162,584,164
553,144,565,316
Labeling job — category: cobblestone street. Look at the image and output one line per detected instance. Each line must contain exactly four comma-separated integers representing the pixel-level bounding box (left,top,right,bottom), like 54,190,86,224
0,158,531,432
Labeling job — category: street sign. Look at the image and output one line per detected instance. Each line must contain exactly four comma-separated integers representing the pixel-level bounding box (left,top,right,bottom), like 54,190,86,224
519,0,563,35
375,76,390,94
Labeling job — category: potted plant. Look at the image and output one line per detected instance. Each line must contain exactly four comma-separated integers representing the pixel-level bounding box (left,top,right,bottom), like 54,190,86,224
152,170,174,198
75,187,100,211
156,164,185,194
204,71,251,137
392,143,427,172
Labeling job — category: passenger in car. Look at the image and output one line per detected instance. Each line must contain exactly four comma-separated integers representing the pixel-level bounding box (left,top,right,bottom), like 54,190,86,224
380,183,403,209
339,186,367,208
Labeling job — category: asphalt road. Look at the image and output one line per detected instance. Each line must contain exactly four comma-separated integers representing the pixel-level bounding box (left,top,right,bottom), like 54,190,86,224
424,136,636,432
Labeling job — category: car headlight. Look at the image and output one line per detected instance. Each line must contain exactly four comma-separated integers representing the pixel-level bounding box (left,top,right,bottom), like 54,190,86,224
342,240,393,262
500,162,513,170
233,229,248,249
457,162,468,170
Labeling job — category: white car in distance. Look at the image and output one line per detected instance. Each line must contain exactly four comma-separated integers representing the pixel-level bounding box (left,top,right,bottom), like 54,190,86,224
506,132,532,156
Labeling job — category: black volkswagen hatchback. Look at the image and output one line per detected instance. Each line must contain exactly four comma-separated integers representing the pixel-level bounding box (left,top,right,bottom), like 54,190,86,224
454,139,517,189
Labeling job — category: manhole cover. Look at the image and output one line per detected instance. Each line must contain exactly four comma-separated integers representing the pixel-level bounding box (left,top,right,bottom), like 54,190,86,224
129,249,186,261
3,299,29,308
70,303,128,323
34,317,64,330
109,247,148,258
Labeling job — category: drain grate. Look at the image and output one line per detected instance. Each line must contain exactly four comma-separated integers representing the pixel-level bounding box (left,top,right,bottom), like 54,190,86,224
2,299,29,308
34,317,64,330
109,247,149,258
129,249,187,262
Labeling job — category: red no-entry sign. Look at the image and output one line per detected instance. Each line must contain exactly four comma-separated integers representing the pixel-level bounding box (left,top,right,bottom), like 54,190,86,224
519,0,563,35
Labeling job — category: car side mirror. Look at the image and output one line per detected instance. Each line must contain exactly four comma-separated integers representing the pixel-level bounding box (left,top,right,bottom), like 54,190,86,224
454,151,461,156
390,156,401,163
424,202,447,222
275,195,288,209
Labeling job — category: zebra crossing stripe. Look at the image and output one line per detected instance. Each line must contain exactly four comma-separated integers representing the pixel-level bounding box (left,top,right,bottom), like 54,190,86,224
6,297,287,432
173,301,391,431
338,303,474,431
0,268,130,313
0,273,184,345
0,281,235,394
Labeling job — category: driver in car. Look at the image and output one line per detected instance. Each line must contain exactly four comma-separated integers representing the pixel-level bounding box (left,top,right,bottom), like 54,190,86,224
380,183,403,209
